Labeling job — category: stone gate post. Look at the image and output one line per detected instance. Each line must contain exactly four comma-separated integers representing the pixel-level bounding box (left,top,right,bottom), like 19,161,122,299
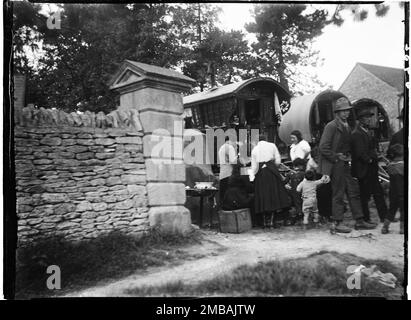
110,60,196,234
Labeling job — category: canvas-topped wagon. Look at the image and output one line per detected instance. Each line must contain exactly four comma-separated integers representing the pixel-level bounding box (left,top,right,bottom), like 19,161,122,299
278,90,355,147
351,98,391,143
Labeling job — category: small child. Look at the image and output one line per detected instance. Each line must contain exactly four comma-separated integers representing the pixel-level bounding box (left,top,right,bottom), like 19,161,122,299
382,144,404,234
285,158,307,223
296,170,330,229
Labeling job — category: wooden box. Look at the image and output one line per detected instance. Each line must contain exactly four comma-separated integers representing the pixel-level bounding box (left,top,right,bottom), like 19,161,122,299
218,208,252,233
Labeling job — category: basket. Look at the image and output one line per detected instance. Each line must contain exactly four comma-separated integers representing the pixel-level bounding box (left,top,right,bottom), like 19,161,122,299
218,208,252,233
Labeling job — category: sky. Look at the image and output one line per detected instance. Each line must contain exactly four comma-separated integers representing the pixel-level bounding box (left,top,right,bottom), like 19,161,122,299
217,2,405,90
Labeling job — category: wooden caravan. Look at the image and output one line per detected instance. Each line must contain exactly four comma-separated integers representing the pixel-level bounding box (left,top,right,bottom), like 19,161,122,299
183,77,291,145
352,98,391,142
278,90,355,146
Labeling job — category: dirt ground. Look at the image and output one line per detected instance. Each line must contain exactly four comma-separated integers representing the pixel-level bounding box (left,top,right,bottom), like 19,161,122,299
66,218,405,297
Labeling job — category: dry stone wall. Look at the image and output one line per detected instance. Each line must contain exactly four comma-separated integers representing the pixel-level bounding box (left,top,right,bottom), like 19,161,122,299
15,106,149,245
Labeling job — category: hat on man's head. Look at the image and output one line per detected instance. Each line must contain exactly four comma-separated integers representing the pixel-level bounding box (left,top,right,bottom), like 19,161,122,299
397,108,404,119
357,108,374,118
334,97,352,112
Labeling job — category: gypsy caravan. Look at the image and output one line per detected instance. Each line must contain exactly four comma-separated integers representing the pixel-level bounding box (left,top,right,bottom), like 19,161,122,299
278,90,355,148
184,77,291,145
351,98,391,143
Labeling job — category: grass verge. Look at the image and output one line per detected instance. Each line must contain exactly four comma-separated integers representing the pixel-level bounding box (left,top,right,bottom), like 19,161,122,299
125,251,405,299
15,228,202,299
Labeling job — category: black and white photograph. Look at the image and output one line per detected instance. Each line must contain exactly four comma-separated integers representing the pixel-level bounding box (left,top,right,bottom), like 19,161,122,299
2,0,408,304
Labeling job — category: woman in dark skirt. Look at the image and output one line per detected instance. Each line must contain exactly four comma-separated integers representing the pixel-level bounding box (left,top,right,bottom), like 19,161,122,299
251,135,291,227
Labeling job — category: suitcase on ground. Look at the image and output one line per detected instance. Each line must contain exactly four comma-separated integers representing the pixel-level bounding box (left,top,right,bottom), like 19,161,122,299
218,208,252,233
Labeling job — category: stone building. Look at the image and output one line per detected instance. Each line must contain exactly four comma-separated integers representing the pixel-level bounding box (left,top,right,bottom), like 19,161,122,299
339,62,405,133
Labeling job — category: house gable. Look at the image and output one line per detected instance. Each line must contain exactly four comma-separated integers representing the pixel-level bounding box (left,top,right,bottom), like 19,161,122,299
339,63,403,132
357,63,404,93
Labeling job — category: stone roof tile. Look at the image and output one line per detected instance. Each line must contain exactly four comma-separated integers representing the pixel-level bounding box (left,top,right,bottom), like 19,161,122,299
358,62,404,93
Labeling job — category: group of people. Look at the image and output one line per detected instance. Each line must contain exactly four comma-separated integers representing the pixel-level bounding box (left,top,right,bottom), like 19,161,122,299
218,97,405,234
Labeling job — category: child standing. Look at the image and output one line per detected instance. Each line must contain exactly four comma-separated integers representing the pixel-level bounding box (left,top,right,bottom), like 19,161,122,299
382,144,404,234
296,170,330,229
285,158,307,224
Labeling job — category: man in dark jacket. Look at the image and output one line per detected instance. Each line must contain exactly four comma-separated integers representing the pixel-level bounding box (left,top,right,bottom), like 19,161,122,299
318,97,376,233
351,108,388,223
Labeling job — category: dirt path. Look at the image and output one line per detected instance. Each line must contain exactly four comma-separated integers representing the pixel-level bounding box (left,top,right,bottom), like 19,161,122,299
66,221,405,297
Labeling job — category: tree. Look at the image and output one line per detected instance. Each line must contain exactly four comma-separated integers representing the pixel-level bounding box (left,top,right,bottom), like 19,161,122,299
13,3,198,112
171,3,222,92
12,1,45,73
328,3,394,26
202,29,257,85
170,4,257,92
183,29,257,91
13,2,243,110
15,2,399,110
245,4,328,93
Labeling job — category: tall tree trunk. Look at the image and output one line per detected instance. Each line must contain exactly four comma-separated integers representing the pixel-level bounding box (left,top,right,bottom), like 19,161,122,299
197,3,202,44
207,61,216,87
275,30,289,91
227,69,233,84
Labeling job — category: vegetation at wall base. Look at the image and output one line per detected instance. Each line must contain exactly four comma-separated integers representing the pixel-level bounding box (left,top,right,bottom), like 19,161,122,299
125,251,404,299
15,228,202,299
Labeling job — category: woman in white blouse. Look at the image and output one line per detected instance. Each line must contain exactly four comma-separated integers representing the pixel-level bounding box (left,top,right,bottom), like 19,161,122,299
289,130,317,171
290,130,311,161
251,134,291,228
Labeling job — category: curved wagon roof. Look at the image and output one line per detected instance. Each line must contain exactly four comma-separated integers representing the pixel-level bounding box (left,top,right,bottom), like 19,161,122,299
183,77,290,107
351,97,390,122
351,97,384,109
278,90,348,145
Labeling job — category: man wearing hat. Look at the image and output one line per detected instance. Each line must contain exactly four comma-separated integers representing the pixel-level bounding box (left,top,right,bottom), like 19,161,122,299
318,97,376,233
351,108,388,223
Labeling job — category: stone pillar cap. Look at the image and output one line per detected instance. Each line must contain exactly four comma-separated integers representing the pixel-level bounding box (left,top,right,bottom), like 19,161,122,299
109,60,196,94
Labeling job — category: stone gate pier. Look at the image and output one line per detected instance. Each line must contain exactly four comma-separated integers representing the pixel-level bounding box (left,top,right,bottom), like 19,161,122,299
110,60,196,234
